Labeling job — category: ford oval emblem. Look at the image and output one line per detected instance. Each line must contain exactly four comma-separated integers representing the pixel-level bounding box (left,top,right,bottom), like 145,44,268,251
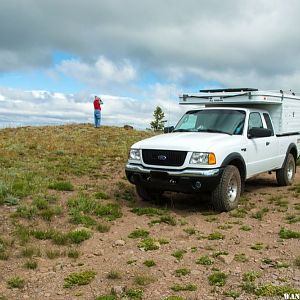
157,155,167,161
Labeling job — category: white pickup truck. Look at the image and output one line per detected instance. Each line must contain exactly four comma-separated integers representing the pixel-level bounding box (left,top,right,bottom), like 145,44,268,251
125,88,300,211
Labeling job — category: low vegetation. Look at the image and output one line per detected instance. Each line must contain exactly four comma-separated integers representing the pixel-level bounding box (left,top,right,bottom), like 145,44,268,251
0,125,299,299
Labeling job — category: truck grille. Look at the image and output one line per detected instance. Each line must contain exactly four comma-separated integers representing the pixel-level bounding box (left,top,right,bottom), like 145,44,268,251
142,149,187,167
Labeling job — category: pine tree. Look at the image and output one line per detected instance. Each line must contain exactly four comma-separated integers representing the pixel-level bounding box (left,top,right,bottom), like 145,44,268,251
150,106,165,131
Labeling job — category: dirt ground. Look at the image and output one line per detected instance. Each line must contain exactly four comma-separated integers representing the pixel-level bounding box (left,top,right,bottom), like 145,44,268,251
0,169,300,300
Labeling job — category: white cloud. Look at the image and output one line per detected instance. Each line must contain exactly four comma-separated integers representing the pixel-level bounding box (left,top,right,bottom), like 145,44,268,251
53,56,137,88
0,85,189,129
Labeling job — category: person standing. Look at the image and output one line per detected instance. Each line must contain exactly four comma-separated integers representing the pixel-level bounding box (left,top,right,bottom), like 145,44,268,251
93,96,103,128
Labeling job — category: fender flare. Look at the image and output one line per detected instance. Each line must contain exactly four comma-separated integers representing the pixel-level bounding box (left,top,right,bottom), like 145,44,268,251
221,152,246,180
280,143,298,169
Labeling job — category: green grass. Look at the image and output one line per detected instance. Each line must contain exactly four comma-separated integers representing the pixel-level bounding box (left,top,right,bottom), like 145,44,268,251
24,260,38,269
285,214,300,224
172,249,186,260
134,274,156,286
48,181,74,191
208,272,227,286
183,227,198,235
269,196,289,208
67,249,80,259
251,208,269,220
130,207,167,216
128,229,149,239
175,268,191,277
207,231,225,240
46,249,63,259
96,223,110,233
250,243,264,250
170,283,197,292
196,255,213,265
279,227,300,239
239,225,252,231
31,228,92,245
64,270,96,288
243,271,261,282
94,191,110,200
7,276,25,289
234,253,248,262
223,290,241,299
123,288,143,299
229,208,247,218
255,284,300,296
212,251,228,257
143,260,156,267
138,238,160,251
150,214,177,226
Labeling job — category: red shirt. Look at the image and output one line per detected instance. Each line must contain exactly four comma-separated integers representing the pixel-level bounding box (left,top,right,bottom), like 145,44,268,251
93,99,101,110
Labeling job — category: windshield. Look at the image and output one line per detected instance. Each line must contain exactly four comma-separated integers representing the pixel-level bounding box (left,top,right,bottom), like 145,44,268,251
174,109,246,135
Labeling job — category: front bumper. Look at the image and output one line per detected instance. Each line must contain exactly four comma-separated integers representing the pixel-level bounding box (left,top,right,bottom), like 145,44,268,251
125,164,223,193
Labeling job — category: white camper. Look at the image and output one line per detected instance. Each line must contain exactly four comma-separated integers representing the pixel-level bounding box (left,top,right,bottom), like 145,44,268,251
180,88,300,135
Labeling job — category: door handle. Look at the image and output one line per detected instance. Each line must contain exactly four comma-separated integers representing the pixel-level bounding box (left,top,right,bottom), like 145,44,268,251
266,142,270,146
241,148,246,152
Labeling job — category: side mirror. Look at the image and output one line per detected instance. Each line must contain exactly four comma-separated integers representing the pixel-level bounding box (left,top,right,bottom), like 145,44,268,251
248,127,272,138
164,126,174,133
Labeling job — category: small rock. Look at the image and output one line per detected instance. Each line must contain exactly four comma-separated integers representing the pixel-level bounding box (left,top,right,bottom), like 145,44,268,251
23,295,30,299
218,254,234,264
57,291,64,295
111,286,124,295
44,293,51,297
113,240,125,247
94,249,104,256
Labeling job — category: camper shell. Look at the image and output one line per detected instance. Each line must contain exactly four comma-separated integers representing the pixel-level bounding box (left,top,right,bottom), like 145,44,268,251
180,88,300,135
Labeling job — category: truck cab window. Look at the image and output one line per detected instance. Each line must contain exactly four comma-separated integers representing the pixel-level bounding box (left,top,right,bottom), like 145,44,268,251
248,112,263,130
263,113,274,136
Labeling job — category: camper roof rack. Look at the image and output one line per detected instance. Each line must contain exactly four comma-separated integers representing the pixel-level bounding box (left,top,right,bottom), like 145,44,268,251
199,88,259,93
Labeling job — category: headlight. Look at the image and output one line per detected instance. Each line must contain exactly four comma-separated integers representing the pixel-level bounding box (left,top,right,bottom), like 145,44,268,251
190,152,216,165
129,149,141,160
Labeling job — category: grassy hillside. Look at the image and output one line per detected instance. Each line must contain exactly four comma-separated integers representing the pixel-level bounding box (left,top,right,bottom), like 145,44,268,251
0,124,300,300
0,124,152,201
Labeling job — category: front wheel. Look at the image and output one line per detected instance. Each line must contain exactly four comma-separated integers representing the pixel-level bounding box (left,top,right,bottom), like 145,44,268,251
276,153,295,186
135,185,163,202
211,165,241,212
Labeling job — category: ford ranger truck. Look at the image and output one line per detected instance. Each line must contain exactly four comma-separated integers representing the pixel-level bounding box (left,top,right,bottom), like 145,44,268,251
125,90,300,211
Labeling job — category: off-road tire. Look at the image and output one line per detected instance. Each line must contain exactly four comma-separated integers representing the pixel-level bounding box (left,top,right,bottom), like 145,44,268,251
136,185,163,202
211,165,241,212
276,153,295,186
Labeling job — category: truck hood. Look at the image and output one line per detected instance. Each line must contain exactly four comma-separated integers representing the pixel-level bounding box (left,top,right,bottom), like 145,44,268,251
132,132,241,152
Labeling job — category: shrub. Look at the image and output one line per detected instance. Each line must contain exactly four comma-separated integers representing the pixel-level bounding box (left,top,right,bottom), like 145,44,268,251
143,260,156,267
172,249,186,260
64,270,96,288
196,255,213,265
7,277,25,289
279,227,300,239
48,181,74,191
128,229,149,239
208,272,227,286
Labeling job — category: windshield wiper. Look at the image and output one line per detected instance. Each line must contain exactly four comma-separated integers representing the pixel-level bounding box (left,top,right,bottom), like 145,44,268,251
197,129,232,135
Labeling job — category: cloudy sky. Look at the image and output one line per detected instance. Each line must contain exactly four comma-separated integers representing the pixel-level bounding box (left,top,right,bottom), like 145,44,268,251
0,0,300,128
